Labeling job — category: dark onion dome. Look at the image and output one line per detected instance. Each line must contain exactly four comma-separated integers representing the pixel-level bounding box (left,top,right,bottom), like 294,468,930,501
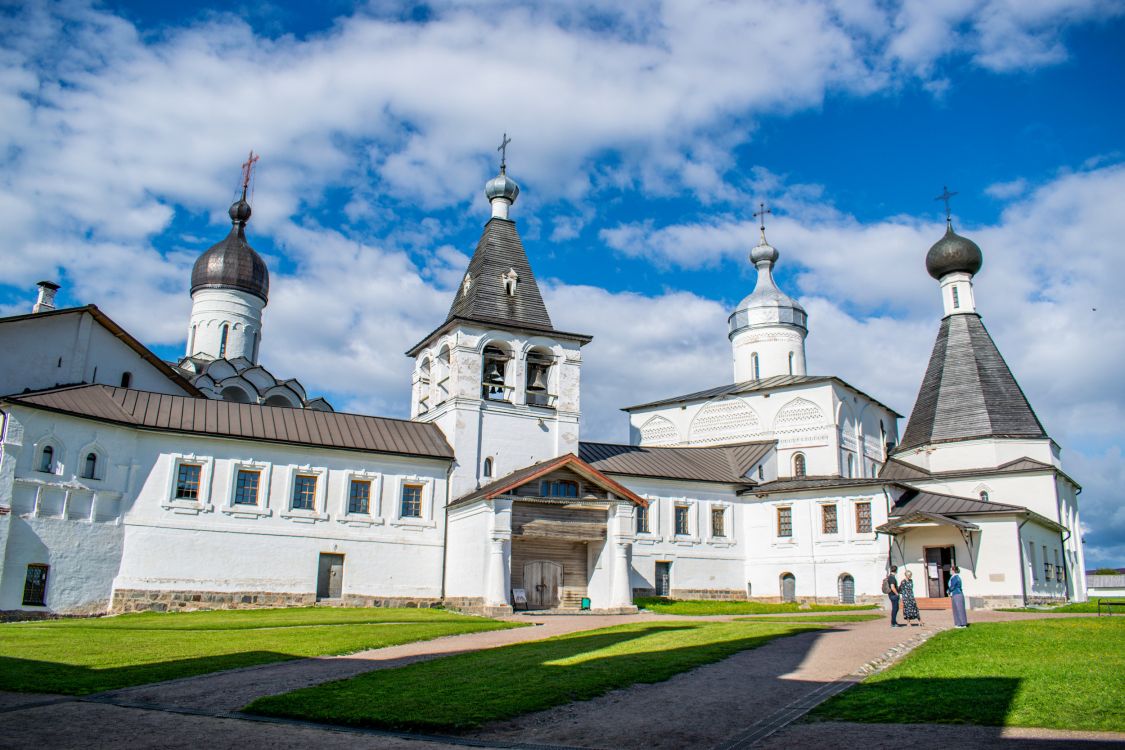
190,198,269,303
484,169,520,204
926,224,983,280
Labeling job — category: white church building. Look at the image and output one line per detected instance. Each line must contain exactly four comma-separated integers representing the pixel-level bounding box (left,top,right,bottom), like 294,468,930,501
0,156,1086,617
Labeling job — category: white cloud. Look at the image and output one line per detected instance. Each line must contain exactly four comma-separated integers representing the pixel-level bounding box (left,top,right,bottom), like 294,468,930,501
985,178,1029,200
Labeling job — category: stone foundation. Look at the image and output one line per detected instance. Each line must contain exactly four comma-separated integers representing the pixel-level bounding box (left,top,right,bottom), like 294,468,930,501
670,588,750,601
442,597,513,617
112,589,317,613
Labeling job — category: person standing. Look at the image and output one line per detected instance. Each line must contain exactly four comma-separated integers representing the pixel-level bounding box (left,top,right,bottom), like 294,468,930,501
884,565,901,627
901,570,922,625
949,565,968,628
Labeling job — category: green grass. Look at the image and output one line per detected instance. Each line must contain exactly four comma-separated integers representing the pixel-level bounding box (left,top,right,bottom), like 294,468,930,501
997,597,1113,613
248,620,822,731
0,607,519,695
814,618,1125,732
735,613,883,623
635,597,877,615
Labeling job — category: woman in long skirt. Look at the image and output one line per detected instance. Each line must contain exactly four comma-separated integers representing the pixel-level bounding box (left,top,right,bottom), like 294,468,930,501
949,565,968,627
901,570,922,625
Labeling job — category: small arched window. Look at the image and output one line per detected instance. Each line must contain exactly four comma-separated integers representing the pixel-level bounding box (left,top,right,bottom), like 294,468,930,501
526,348,554,407
219,324,229,358
793,453,807,478
483,457,493,478
758,465,764,480
482,344,509,401
846,454,854,478
751,352,760,380
39,445,55,473
120,371,132,388
788,351,795,376
871,462,877,477
83,452,98,480
980,490,990,503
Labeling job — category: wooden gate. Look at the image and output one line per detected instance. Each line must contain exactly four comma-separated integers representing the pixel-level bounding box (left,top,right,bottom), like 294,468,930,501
523,560,563,609
317,553,344,600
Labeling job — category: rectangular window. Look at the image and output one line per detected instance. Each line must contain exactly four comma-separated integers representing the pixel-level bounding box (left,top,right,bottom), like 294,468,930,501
855,502,872,534
636,504,650,534
22,564,48,606
291,474,318,511
952,286,960,309
1043,545,1050,581
175,463,202,500
1054,549,1062,583
821,504,838,534
233,469,260,506
540,479,579,498
674,505,690,536
400,483,423,518
348,479,371,515
1028,542,1037,582
777,507,792,538
711,507,726,538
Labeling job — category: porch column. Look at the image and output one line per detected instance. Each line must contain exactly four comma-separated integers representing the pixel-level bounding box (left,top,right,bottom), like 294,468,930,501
485,533,511,607
610,539,633,607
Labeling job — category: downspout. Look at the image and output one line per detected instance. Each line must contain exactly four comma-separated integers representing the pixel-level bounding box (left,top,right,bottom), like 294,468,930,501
439,459,453,602
1016,516,1030,607
881,485,894,571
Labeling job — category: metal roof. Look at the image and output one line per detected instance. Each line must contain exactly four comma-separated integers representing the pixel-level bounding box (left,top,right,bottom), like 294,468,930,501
897,313,1047,452
622,375,902,417
4,384,454,461
406,217,592,356
890,487,1025,517
190,201,269,303
452,453,647,507
742,475,888,494
879,456,1071,486
0,305,203,398
578,441,772,484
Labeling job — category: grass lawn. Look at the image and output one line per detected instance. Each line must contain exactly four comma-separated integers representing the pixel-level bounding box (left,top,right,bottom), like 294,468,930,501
814,618,1125,732
635,597,877,615
248,620,823,731
736,613,883,623
0,607,519,695
997,597,1110,613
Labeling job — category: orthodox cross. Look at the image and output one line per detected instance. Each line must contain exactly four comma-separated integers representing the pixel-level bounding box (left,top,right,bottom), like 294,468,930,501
240,150,260,198
753,202,772,231
497,133,511,173
934,185,957,223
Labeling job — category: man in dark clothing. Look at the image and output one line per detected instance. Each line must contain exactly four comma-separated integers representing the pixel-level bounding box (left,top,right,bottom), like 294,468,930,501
886,565,901,627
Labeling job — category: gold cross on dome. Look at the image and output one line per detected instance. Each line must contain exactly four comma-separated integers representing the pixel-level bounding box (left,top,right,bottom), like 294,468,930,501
240,150,260,193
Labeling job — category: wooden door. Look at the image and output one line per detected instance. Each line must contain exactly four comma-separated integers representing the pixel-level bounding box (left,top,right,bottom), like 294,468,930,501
655,562,672,597
839,575,855,604
781,573,796,602
524,560,562,609
925,547,954,597
317,553,344,600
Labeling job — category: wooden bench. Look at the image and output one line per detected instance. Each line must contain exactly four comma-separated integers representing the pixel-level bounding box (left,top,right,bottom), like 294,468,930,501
1097,598,1125,616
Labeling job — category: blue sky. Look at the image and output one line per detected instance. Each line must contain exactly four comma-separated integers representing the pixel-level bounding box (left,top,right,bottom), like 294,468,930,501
1,1,1123,565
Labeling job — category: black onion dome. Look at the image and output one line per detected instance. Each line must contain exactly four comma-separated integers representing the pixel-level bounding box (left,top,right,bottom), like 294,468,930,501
926,224,983,280
190,199,269,303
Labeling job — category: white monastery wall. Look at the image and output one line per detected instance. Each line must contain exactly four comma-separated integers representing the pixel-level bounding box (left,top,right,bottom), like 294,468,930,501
443,500,494,603
895,437,1058,474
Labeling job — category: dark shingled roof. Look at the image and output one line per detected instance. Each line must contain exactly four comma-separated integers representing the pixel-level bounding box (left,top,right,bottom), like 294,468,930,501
623,375,901,416
5,384,453,460
578,441,773,484
897,314,1047,452
448,218,553,331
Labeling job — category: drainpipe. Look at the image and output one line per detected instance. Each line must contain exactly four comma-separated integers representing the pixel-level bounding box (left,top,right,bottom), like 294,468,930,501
439,460,454,602
1016,516,1030,607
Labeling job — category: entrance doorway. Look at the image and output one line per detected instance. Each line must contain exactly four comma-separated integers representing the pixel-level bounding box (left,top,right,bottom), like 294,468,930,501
781,573,796,602
523,560,563,609
924,546,955,597
317,553,344,600
655,561,672,597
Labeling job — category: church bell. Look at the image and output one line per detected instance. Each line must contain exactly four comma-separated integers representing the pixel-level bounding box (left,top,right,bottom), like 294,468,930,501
486,361,504,384
527,365,547,392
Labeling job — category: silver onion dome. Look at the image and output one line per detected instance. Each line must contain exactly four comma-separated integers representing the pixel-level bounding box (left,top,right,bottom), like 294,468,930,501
485,169,520,204
190,198,270,303
926,224,983,280
728,237,806,339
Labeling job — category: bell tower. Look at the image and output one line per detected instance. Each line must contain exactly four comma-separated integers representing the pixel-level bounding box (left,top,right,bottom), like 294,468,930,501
406,141,592,499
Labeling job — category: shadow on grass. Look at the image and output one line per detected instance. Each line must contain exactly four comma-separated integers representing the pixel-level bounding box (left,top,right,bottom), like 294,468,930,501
0,651,300,696
246,621,824,733
814,676,1022,726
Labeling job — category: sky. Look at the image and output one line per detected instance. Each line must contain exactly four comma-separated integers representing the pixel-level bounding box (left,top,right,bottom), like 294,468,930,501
1,0,1123,566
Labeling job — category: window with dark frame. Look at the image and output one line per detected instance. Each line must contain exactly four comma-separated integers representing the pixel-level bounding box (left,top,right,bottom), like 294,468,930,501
855,502,872,534
711,507,726,538
540,479,579,498
400,483,423,518
793,453,806,478
175,463,202,500
348,479,372,514
636,504,649,534
39,445,54,473
674,505,690,536
83,452,98,479
777,506,793,537
291,474,317,510
234,469,261,505
22,564,48,606
821,504,838,534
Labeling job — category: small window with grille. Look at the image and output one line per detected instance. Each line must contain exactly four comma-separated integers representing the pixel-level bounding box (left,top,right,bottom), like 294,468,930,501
291,474,318,511
175,463,202,500
777,506,793,538
674,505,690,536
400,483,423,518
855,502,872,534
822,504,838,534
234,469,261,505
22,564,48,606
711,507,726,538
636,504,650,534
348,479,371,514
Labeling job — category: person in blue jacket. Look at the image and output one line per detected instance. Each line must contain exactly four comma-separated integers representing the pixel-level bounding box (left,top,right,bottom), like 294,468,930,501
949,565,968,627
